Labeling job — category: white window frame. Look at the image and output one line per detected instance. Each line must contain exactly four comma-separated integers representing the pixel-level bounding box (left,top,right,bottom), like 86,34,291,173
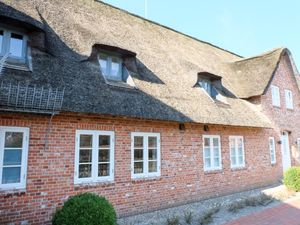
271,85,280,107
74,130,115,184
131,132,161,179
229,136,245,168
0,126,29,190
203,135,222,171
0,27,28,61
284,89,293,109
269,137,276,164
98,53,123,81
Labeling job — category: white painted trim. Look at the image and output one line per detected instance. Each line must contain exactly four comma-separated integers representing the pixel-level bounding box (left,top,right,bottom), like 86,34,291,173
131,132,161,179
269,137,276,164
229,136,245,169
0,126,29,190
271,85,280,107
284,89,293,109
202,135,222,171
74,130,115,184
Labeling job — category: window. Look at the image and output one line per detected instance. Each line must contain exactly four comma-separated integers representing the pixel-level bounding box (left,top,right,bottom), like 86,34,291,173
131,132,160,179
0,127,29,190
200,79,212,96
203,135,222,171
229,136,245,168
271,85,280,107
285,90,293,109
0,28,27,61
99,53,123,81
74,130,114,184
269,137,276,164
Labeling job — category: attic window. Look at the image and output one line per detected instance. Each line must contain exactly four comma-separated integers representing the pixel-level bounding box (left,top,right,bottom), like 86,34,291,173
200,79,212,96
99,53,123,81
0,28,27,61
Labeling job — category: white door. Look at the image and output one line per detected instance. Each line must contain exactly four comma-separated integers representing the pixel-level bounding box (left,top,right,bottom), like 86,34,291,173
281,132,291,172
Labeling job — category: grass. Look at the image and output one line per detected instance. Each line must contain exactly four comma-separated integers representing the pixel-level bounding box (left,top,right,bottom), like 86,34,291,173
166,215,180,225
198,206,220,225
184,211,193,224
228,193,274,213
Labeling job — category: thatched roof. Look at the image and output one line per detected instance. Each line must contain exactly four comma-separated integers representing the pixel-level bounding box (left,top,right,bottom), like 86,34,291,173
1,0,295,127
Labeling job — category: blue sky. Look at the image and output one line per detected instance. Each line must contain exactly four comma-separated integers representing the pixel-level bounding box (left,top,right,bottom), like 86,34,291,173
102,0,300,67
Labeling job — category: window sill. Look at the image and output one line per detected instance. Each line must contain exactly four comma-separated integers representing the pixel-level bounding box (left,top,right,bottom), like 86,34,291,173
231,166,247,171
106,79,137,90
271,162,277,166
131,176,162,183
0,188,26,196
272,105,281,109
204,169,223,174
74,180,115,188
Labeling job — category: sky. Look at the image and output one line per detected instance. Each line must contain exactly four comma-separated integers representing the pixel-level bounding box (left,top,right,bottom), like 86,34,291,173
101,0,300,67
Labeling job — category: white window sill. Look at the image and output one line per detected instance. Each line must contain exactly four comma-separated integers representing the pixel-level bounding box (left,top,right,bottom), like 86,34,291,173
0,187,26,195
74,178,114,186
231,165,246,171
204,168,223,173
131,174,161,181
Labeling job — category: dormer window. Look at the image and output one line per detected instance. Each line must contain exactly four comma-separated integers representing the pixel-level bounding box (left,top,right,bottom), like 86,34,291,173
0,28,27,62
200,79,212,96
99,53,123,81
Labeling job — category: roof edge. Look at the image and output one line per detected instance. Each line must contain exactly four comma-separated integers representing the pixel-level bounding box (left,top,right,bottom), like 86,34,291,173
95,0,243,58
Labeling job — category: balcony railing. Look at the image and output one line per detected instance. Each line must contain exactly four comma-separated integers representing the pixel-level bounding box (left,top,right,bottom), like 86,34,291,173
0,81,65,114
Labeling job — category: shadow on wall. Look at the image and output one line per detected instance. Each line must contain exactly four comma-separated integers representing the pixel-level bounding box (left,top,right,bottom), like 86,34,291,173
0,2,193,123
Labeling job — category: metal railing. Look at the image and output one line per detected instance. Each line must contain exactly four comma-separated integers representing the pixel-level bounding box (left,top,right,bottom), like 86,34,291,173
0,81,65,114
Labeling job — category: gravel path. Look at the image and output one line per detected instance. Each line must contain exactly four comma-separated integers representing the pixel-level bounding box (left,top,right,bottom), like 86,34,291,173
118,184,297,225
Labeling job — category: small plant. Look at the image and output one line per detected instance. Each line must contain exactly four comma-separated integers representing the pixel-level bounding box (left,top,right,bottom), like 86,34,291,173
284,167,300,191
198,207,219,225
184,211,192,224
52,192,116,225
166,215,180,225
227,199,245,213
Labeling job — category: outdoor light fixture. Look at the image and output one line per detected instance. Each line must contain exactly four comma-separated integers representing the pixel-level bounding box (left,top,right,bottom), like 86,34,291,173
277,140,282,144
204,125,209,132
179,123,185,131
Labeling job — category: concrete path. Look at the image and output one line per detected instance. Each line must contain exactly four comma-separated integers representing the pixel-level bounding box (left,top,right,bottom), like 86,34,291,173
223,196,300,225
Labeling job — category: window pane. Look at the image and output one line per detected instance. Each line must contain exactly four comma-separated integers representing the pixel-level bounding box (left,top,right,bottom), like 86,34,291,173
99,57,107,76
99,135,110,148
3,149,22,165
79,164,91,178
79,149,92,163
214,158,220,167
134,162,143,174
110,57,121,78
213,147,219,157
231,156,236,165
149,149,157,160
0,30,3,53
80,135,92,148
205,158,211,168
134,136,143,147
98,149,109,162
238,156,244,164
2,167,21,184
148,137,157,148
98,163,110,177
204,147,210,158
149,161,157,173
213,138,219,147
5,132,23,148
237,138,243,148
204,138,210,147
134,149,143,160
10,33,23,57
238,147,243,156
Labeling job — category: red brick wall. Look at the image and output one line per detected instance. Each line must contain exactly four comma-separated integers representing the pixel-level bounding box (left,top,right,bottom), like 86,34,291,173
255,53,300,166
0,113,281,224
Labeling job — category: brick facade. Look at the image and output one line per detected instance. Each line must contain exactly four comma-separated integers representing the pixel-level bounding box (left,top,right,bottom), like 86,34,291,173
0,112,282,225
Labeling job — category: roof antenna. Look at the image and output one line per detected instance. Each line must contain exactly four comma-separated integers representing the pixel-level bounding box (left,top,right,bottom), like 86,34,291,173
144,0,148,19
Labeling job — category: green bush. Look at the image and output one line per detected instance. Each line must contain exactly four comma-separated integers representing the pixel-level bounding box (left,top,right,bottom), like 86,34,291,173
284,167,300,192
52,193,117,225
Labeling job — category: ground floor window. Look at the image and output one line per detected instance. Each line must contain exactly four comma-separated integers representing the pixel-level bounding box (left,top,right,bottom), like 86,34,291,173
131,132,160,179
74,130,114,184
203,135,222,171
269,137,276,164
0,126,29,189
229,136,245,168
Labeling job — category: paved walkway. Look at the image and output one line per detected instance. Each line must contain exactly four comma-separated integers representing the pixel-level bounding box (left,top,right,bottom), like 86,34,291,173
223,197,300,225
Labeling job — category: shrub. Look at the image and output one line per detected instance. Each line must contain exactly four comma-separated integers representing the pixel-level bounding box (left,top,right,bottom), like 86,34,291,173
166,215,180,225
184,211,192,224
284,167,300,191
52,193,116,225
